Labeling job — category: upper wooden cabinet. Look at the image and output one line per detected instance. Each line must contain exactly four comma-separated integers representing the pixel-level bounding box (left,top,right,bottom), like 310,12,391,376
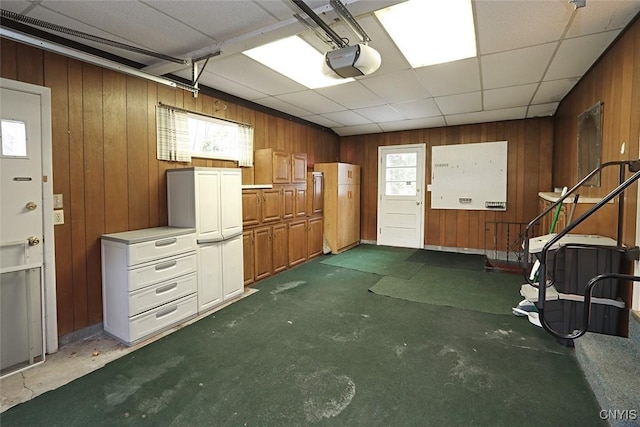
241,188,281,227
292,153,307,184
254,148,307,184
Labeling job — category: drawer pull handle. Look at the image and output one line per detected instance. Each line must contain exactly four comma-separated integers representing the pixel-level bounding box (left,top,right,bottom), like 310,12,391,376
155,282,178,295
155,260,177,271
155,305,178,319
155,238,177,247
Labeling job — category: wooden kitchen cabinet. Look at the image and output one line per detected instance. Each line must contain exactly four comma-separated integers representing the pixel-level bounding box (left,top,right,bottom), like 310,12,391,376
292,153,307,183
272,223,289,273
307,172,323,215
241,188,282,227
288,219,308,267
254,148,307,185
242,231,254,287
295,186,307,218
253,226,272,281
314,163,361,254
307,217,323,259
282,186,295,220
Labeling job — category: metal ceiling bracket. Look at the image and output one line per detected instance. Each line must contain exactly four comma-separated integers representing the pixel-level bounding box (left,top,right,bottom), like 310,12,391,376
191,51,220,98
329,0,372,44
291,0,348,48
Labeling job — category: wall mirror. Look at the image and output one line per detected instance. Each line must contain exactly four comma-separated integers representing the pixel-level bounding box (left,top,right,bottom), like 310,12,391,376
577,101,602,187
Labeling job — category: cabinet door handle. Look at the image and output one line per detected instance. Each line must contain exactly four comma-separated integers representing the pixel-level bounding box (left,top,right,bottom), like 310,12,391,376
155,260,177,271
155,305,178,319
155,282,178,295
155,238,177,247
256,193,260,203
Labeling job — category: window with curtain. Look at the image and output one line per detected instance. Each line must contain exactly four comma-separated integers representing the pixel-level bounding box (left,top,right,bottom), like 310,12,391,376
156,106,191,162
156,104,253,167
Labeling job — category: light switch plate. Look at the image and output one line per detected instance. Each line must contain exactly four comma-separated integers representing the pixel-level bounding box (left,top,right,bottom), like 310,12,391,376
53,194,63,209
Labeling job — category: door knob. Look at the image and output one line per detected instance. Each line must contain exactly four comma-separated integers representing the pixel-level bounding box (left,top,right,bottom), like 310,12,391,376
25,201,37,211
28,236,40,246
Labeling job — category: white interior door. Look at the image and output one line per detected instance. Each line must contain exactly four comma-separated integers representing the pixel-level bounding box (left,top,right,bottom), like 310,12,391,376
377,144,426,248
0,78,57,372
0,86,46,375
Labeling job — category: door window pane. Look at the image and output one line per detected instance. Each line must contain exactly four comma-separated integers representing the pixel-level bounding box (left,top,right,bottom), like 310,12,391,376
385,153,417,196
1,119,27,157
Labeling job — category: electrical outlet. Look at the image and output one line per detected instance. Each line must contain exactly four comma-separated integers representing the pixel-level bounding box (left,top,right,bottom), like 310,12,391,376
53,210,64,225
53,194,63,209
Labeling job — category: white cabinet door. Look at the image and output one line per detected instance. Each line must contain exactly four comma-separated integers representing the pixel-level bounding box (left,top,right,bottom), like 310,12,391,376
197,242,223,313
220,169,242,238
222,235,243,300
196,171,222,242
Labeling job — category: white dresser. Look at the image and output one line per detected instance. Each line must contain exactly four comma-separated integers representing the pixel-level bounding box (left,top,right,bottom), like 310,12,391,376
101,227,198,346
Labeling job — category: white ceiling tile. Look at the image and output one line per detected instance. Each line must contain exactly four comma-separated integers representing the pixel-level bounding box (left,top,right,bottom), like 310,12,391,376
300,115,343,129
566,1,640,38
40,1,214,56
148,1,277,42
532,78,579,104
359,70,430,103
353,105,405,122
253,97,313,118
527,103,560,118
276,91,345,114
483,84,538,110
315,82,385,110
1,1,33,14
351,14,411,74
446,107,527,126
320,111,372,126
545,31,619,81
414,58,481,97
177,70,267,101
435,92,482,116
207,55,306,95
379,116,446,132
481,43,557,89
333,124,384,136
391,99,441,119
475,0,573,55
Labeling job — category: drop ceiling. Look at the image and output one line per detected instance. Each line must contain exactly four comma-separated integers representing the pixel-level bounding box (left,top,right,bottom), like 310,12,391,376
1,0,639,136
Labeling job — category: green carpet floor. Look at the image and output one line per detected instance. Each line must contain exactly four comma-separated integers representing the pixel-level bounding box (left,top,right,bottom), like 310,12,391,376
1,247,604,426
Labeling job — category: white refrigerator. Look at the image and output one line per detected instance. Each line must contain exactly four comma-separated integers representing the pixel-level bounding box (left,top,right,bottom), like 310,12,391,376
167,167,244,313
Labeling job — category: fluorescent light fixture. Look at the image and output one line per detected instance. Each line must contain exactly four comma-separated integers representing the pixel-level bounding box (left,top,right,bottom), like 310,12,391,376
243,36,353,89
375,0,476,68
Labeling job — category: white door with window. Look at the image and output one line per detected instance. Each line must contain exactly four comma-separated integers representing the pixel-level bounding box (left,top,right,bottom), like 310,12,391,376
377,144,426,248
0,78,56,376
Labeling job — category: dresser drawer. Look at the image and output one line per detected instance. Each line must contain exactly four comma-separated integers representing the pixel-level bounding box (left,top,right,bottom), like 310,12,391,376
127,233,196,266
128,253,197,292
129,272,197,317
129,294,197,344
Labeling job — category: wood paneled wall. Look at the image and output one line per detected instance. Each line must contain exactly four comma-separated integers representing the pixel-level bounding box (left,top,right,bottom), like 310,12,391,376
339,118,554,250
1,39,339,336
554,17,639,246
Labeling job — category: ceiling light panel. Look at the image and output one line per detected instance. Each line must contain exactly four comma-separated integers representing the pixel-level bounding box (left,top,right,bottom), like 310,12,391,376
243,36,353,89
375,0,476,68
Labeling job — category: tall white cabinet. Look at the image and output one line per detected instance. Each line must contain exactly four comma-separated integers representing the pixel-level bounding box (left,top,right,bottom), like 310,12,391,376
167,167,244,313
